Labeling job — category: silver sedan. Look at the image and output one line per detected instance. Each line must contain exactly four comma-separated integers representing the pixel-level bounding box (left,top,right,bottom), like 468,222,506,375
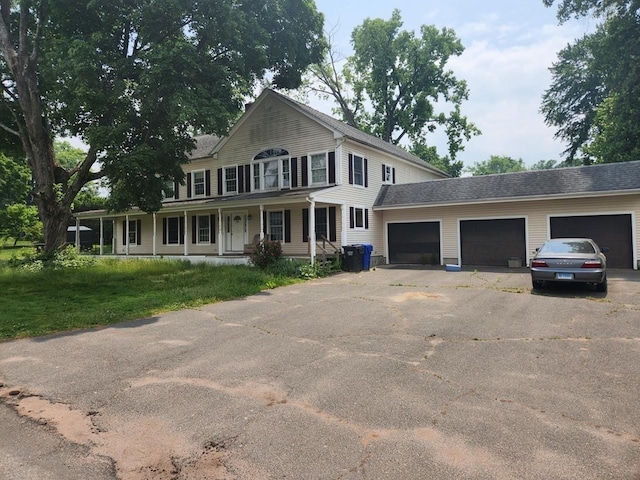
530,238,608,292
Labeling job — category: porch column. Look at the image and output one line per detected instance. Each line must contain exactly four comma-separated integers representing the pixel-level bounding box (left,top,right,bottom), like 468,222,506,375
75,217,80,251
183,210,188,256
112,220,116,254
309,199,316,263
99,217,104,256
259,204,265,240
152,212,157,256
125,214,130,255
218,208,223,255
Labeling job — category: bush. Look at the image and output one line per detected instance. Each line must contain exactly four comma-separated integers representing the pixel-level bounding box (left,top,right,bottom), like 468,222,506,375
9,245,96,272
249,239,282,269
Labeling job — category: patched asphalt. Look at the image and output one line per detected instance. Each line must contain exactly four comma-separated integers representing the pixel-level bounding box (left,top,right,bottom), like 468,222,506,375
1,266,639,479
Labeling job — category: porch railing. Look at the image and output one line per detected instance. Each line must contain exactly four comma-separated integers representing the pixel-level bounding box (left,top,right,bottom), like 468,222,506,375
309,235,341,265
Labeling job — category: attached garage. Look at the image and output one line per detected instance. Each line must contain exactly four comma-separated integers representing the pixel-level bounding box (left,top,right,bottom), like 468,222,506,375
550,214,633,268
388,221,440,264
460,218,526,267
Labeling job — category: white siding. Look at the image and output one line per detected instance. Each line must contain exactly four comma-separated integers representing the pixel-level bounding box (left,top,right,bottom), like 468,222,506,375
381,194,640,268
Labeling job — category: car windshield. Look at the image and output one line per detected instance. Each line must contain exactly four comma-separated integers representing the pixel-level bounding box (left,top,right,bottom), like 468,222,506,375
539,240,596,254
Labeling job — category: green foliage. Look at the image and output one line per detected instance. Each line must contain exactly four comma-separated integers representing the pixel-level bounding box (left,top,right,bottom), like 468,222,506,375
250,239,283,269
1,1,326,252
0,204,42,244
541,0,639,164
466,156,527,176
410,140,463,177
0,260,299,339
308,9,479,162
529,159,560,170
0,153,31,206
8,245,96,272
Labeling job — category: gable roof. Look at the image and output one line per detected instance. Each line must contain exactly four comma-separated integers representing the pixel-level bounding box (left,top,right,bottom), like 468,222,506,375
212,89,447,178
188,134,221,160
374,161,640,209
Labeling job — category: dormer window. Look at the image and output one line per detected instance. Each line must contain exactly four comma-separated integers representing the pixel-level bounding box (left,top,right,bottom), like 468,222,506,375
253,148,290,191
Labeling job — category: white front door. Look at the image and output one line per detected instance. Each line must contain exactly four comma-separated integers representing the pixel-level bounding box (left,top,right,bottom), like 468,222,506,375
225,212,246,252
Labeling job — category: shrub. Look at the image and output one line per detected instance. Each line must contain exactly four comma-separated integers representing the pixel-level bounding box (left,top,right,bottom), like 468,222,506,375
9,245,96,271
250,239,282,269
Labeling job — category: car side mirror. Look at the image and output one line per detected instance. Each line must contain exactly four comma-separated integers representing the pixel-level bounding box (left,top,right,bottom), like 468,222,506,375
601,247,610,253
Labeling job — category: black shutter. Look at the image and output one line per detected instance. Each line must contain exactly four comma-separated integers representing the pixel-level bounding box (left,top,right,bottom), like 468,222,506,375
392,167,396,184
348,154,354,184
173,181,180,199
329,207,337,242
179,217,185,245
187,173,192,198
122,220,127,245
284,210,291,243
205,170,211,196
328,151,336,184
365,209,369,229
349,207,355,229
364,158,368,188
302,208,309,242
301,156,308,186
210,214,216,243
382,164,386,181
262,211,267,237
238,166,245,193
192,216,197,244
245,165,251,192
137,219,142,245
291,157,298,187
217,168,223,195
162,218,167,244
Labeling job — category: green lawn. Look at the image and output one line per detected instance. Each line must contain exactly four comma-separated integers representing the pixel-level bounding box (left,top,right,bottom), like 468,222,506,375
0,258,299,339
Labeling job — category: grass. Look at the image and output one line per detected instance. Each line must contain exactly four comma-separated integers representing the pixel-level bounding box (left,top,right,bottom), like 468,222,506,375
0,258,300,340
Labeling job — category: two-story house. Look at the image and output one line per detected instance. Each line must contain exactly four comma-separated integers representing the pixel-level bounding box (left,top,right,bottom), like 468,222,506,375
75,88,640,270
76,88,447,265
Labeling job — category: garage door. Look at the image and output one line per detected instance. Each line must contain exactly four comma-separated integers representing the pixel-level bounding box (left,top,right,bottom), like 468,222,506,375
388,222,440,264
550,214,633,268
461,218,526,267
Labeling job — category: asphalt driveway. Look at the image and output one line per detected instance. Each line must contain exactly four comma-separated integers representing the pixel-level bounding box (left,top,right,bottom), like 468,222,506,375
1,267,639,479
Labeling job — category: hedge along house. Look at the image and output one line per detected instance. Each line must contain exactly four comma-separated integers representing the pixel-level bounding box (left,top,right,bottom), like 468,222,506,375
374,161,640,270
74,88,447,264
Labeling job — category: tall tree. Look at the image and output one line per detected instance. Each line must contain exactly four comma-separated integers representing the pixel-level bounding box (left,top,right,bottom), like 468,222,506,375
307,10,479,167
541,0,639,164
0,0,325,253
466,156,527,176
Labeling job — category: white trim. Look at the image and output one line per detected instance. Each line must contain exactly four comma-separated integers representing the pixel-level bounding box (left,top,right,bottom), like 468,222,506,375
373,189,640,211
308,150,329,186
191,169,206,198
222,165,239,195
351,152,366,188
546,210,637,270
384,219,443,265
353,204,367,230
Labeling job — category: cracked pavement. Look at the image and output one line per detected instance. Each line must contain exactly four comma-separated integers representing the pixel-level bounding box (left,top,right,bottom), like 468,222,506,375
1,266,639,479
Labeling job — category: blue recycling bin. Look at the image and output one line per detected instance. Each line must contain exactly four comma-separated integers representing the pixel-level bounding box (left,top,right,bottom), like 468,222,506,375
360,244,373,270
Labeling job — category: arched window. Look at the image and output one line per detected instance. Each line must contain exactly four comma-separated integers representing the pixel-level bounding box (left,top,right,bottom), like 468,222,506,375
253,148,290,191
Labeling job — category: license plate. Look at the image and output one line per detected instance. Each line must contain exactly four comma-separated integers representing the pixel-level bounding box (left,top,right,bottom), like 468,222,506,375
556,272,574,280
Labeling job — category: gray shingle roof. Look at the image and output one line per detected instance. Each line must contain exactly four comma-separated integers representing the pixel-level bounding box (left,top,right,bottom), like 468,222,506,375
374,161,640,208
267,90,447,177
188,134,220,160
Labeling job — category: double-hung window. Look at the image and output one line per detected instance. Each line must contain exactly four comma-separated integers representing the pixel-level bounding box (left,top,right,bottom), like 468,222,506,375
127,220,138,245
166,217,181,244
192,170,205,197
310,152,327,185
353,154,364,186
268,211,284,242
224,166,238,194
197,215,210,244
383,164,395,184
253,148,290,191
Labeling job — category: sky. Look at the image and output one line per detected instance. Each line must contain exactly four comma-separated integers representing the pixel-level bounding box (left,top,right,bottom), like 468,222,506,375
310,0,594,169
